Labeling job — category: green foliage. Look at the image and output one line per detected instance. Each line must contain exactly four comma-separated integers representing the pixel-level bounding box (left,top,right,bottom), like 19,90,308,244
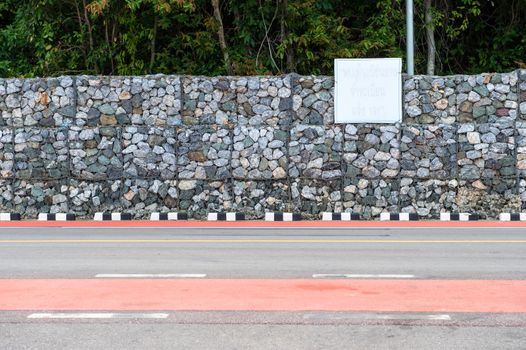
353,0,405,58
0,0,524,77
275,0,352,74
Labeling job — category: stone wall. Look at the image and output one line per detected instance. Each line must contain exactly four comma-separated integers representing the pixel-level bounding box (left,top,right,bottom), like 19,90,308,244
0,70,525,219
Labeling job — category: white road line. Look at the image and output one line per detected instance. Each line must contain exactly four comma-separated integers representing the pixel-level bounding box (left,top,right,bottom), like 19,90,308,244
303,313,451,321
373,314,451,321
312,274,416,279
28,313,169,319
426,315,452,321
94,273,207,278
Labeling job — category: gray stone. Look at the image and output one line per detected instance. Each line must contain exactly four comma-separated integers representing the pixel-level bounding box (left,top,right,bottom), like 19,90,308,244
59,106,76,117
458,124,474,133
60,76,74,88
365,134,380,145
79,129,95,140
5,95,20,108
374,151,391,161
278,98,293,111
467,132,480,144
466,150,482,159
381,169,398,178
362,166,380,178
494,84,510,93
99,104,115,115
406,106,422,118
460,165,480,180
467,91,481,102
473,106,486,118
161,153,175,165
307,158,323,169
303,94,318,108
252,104,271,114
473,85,489,97
481,133,497,143
268,140,284,148
272,167,287,178
178,180,197,191
52,194,67,204
458,82,472,93
416,167,430,178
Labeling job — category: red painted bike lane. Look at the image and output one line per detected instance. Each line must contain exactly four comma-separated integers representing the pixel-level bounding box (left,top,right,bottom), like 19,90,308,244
1,279,525,312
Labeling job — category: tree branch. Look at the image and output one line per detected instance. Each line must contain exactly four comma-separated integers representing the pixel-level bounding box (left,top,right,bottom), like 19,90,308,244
424,0,436,75
256,0,279,72
82,0,99,73
211,0,232,75
104,19,114,74
150,13,158,73
74,0,89,70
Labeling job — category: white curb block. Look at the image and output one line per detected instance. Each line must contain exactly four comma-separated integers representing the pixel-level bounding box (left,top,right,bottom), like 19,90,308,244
264,213,302,221
0,213,21,221
150,213,188,220
499,213,526,221
94,213,132,221
440,213,479,221
207,213,245,221
321,212,360,221
38,213,76,221
380,213,419,221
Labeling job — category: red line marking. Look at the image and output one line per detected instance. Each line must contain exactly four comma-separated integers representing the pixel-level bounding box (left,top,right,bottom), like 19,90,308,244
1,220,526,228
1,279,525,312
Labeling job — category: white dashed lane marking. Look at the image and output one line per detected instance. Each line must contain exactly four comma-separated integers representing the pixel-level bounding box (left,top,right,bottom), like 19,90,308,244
27,313,169,319
94,274,207,278
312,274,416,279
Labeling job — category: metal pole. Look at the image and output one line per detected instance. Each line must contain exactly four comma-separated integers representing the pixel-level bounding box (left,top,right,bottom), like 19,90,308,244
406,0,414,75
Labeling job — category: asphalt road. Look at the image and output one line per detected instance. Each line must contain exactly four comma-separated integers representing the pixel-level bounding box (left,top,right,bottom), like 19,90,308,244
2,322,526,350
0,226,525,349
0,227,525,278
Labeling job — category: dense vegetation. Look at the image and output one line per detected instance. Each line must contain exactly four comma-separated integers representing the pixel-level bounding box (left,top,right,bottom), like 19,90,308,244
0,0,524,77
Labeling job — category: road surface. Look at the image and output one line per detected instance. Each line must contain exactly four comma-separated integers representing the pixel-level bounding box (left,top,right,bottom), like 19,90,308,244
0,225,525,349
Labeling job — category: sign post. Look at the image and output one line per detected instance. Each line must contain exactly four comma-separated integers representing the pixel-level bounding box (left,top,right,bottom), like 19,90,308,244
334,58,402,124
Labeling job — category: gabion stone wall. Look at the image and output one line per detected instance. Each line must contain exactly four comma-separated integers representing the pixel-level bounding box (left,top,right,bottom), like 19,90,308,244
0,70,525,219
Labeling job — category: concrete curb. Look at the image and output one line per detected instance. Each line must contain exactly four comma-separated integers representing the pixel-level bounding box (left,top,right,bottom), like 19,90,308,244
94,213,132,221
0,213,21,221
38,213,76,221
207,213,246,221
321,213,361,221
380,213,419,221
440,213,479,221
150,213,188,221
499,213,526,221
265,213,302,221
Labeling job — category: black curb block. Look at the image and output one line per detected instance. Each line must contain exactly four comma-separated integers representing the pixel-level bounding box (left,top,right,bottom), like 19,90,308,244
265,213,302,221
208,213,246,221
38,213,76,221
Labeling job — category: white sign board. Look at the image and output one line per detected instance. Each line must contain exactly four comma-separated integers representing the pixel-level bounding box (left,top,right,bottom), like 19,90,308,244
335,58,402,123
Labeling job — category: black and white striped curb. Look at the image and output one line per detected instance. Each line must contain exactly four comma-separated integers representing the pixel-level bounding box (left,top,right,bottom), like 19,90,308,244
380,213,419,221
499,213,526,221
321,212,361,221
207,213,245,221
440,213,479,221
264,213,302,221
150,213,188,220
38,213,76,221
94,213,132,221
0,213,21,221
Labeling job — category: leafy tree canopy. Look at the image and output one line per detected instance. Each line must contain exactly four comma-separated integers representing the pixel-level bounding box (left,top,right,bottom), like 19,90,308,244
0,0,524,77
